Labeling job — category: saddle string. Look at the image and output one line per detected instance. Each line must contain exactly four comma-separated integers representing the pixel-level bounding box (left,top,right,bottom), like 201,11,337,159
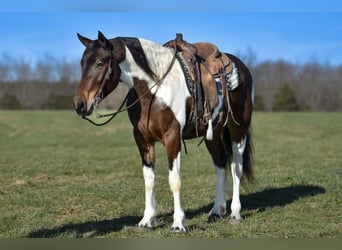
223,87,240,127
83,39,178,126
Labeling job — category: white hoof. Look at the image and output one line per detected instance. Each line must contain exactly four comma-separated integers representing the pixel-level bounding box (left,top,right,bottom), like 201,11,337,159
171,223,186,233
138,216,156,228
171,211,186,232
229,213,243,224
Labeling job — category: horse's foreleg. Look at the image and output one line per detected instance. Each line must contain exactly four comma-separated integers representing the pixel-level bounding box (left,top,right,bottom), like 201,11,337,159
230,137,247,222
165,129,186,232
138,165,156,228
133,129,157,228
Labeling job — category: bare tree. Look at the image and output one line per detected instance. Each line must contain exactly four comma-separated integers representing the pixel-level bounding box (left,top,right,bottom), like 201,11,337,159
56,59,80,83
34,54,58,82
13,58,33,83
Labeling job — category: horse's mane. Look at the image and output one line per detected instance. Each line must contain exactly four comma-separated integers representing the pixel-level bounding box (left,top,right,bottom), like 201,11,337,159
117,37,156,79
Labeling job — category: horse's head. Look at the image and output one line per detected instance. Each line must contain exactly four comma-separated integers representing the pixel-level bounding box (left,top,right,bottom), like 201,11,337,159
73,31,124,117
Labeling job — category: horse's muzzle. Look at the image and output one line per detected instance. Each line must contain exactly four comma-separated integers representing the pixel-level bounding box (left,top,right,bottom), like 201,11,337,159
73,96,93,117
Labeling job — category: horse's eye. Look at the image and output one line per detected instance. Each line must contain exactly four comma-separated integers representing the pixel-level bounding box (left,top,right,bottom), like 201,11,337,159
96,60,104,67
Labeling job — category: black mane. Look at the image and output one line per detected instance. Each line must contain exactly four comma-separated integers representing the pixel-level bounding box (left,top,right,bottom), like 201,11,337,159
118,37,156,79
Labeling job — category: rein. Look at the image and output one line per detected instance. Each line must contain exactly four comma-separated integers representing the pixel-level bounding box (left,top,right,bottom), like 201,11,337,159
82,39,178,126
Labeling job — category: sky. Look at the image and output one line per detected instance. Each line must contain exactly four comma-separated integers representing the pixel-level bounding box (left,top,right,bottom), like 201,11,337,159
0,1,341,66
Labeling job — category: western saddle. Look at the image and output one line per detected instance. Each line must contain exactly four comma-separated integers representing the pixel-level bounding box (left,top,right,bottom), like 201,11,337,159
164,33,233,140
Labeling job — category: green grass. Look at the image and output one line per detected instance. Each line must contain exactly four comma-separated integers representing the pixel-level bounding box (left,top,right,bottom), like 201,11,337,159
0,111,341,238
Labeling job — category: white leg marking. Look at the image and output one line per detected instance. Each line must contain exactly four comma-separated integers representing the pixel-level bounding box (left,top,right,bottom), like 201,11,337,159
230,137,247,221
138,166,156,228
206,119,213,140
168,152,186,232
209,166,227,217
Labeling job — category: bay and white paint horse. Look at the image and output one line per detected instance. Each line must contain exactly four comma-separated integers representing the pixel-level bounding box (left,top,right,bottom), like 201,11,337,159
73,31,254,232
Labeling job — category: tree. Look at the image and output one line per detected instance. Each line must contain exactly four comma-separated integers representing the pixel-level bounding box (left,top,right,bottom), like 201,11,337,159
34,57,55,82
253,93,265,111
42,93,73,110
13,58,32,82
0,92,21,109
272,82,299,111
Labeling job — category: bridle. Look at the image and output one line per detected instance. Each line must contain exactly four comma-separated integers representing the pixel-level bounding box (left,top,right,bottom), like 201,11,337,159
81,48,123,126
82,39,178,126
93,49,113,108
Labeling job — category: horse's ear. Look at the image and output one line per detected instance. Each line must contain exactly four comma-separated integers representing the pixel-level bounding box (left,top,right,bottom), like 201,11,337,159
77,33,93,47
98,31,113,50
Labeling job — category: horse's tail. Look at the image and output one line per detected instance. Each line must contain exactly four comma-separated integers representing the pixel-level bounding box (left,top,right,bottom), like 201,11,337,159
242,128,255,185
222,126,255,186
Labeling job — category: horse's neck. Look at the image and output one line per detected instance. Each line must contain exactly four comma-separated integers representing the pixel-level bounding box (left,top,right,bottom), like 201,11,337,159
138,39,175,77
119,38,175,88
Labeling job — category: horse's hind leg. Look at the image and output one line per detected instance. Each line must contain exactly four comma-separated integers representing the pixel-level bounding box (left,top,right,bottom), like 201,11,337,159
230,136,247,222
205,136,228,222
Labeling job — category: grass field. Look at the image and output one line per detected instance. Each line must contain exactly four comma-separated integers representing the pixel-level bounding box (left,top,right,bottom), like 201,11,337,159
0,111,341,238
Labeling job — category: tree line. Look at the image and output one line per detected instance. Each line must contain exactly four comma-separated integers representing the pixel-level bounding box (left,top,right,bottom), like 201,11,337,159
0,53,341,111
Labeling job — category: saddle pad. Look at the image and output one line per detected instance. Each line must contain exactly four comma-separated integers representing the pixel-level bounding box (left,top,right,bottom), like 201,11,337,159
225,62,240,91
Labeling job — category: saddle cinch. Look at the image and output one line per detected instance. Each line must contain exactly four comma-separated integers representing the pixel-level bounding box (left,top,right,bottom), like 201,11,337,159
164,33,233,140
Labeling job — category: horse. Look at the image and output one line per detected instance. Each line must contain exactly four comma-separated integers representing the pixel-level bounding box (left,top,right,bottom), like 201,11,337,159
73,31,254,232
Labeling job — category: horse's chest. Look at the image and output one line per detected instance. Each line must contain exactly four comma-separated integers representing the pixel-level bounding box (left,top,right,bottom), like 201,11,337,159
136,102,180,143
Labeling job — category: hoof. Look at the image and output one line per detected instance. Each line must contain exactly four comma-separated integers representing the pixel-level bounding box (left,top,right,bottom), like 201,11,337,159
171,226,187,233
229,215,243,224
138,217,156,229
207,213,222,223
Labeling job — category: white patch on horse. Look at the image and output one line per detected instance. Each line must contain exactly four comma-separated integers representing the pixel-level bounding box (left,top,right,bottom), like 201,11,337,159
138,38,191,128
230,137,246,221
138,166,156,228
168,151,186,231
209,166,227,217
119,46,153,89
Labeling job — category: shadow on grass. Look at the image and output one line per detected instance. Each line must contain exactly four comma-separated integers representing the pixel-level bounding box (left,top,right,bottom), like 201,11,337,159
240,184,326,213
185,184,326,220
26,184,325,237
26,215,141,238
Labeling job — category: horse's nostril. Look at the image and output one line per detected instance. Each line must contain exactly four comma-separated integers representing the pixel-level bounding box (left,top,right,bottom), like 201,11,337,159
73,97,86,115
77,101,85,112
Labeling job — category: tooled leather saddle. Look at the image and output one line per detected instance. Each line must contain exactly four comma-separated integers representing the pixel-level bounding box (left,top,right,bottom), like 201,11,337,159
164,33,234,139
